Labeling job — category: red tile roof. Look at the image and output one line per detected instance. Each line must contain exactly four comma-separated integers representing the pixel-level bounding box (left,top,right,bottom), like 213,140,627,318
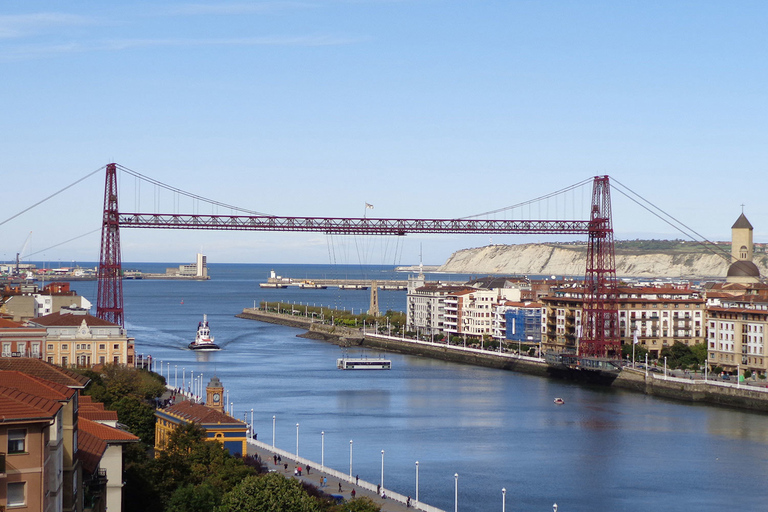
79,417,139,443
0,318,25,328
30,311,119,327
80,409,119,422
0,385,62,423
77,429,107,474
163,400,244,425
0,371,76,401
0,358,90,388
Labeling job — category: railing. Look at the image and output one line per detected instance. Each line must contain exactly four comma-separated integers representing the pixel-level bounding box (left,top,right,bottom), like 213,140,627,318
246,438,445,512
649,372,768,393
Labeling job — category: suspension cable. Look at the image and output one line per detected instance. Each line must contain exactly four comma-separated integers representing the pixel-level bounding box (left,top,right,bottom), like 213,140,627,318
25,228,102,258
610,178,734,264
0,165,105,227
461,177,594,219
116,164,272,216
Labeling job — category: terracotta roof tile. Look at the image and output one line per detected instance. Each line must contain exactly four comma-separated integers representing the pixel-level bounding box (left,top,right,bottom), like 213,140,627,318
163,400,245,425
77,429,107,474
0,318,25,328
30,311,119,328
79,417,139,443
80,410,119,422
0,371,76,401
0,358,90,388
0,385,62,423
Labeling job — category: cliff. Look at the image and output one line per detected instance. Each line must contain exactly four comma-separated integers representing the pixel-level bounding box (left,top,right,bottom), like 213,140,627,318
438,242,768,278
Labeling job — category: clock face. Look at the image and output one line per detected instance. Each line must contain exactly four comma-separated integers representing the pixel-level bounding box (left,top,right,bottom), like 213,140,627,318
213,393,220,402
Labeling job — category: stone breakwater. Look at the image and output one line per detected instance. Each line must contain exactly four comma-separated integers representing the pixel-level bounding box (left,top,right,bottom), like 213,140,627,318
237,308,768,412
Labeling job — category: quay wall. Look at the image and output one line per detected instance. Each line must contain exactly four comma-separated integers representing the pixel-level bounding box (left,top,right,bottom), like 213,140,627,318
237,309,768,412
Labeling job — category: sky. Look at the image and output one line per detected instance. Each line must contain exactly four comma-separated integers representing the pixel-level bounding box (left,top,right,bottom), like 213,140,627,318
1,1,767,265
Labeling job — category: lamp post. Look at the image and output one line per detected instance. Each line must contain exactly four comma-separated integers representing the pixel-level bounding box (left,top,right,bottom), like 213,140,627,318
159,360,163,379
645,353,648,378
664,356,667,380
454,473,458,512
321,432,325,467
272,416,275,448
415,461,419,504
296,423,300,457
250,409,254,438
380,450,385,492
182,367,185,392
502,488,506,512
349,440,353,477
174,365,177,388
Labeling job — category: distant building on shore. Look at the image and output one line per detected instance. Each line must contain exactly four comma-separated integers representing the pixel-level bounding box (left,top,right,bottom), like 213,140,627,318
166,253,208,278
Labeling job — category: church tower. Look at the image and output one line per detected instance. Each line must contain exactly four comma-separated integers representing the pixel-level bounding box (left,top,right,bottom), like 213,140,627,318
726,212,760,283
205,376,225,413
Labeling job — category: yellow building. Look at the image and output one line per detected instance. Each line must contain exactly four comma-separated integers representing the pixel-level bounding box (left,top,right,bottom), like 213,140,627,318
28,306,135,368
154,377,248,456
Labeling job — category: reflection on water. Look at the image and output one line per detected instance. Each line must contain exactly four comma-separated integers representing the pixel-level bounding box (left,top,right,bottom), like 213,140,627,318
68,264,768,512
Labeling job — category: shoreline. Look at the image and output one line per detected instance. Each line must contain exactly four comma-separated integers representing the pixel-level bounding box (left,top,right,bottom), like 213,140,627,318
236,308,768,413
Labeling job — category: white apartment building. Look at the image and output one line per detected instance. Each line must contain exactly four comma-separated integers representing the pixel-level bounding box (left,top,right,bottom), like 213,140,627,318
444,288,523,340
706,295,768,376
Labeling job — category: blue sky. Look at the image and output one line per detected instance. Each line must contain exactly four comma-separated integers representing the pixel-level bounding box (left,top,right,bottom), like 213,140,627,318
1,1,766,265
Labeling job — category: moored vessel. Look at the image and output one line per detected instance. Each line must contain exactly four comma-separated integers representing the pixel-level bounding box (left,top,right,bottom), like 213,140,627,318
188,314,221,351
337,357,392,370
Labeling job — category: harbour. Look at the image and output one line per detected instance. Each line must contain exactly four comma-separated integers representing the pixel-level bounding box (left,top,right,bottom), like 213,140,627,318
68,263,768,512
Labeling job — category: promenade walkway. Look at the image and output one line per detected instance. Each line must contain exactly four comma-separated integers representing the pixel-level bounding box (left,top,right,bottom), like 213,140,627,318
245,438,444,512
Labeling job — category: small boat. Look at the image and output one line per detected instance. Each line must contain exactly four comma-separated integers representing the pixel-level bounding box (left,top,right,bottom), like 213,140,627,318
259,282,288,289
553,397,565,405
337,357,391,370
188,315,221,351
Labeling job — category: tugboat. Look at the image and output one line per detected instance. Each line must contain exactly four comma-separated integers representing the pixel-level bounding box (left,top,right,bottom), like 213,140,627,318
188,315,221,351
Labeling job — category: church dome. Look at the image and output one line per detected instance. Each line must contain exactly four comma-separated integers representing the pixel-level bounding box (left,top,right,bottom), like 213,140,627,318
726,260,761,278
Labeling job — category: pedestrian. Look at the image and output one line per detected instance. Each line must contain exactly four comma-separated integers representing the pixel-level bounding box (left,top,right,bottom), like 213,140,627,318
356,474,359,485
284,463,288,471
323,477,327,488
339,482,343,492
294,467,298,476
351,489,356,498
377,484,381,495
306,465,311,475
278,455,282,463
407,496,411,507
273,455,277,465
298,466,302,476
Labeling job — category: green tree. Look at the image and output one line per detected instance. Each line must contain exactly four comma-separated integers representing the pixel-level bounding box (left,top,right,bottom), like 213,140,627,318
332,497,381,512
216,473,321,512
112,395,156,445
167,482,220,512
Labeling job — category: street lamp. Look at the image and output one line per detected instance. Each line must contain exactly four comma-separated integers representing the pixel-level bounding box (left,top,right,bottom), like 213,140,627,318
454,473,459,512
272,416,276,448
250,409,254,438
381,450,385,491
321,432,325,467
502,488,506,512
415,461,419,504
182,367,185,392
174,365,177,388
296,423,300,457
349,440,353,476
664,356,667,380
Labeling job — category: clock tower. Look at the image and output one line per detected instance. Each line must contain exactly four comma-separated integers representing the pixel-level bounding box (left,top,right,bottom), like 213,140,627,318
205,376,225,413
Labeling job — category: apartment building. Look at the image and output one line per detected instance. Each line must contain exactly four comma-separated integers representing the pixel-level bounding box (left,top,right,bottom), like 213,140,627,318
706,295,768,377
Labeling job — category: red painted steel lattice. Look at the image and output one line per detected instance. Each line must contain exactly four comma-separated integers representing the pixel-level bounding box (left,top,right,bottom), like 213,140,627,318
96,163,124,327
579,176,619,358
96,166,619,360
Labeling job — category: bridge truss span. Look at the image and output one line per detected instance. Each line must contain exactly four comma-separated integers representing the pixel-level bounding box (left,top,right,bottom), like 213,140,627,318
118,213,592,236
97,163,619,359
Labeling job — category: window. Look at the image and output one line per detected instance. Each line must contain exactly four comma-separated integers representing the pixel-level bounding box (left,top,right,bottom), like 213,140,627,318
8,429,26,453
114,344,119,350
99,344,105,350
7,481,26,506
62,344,68,350
48,344,54,350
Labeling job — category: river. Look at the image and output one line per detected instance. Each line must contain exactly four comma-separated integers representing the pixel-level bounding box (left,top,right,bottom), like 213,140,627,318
68,263,768,511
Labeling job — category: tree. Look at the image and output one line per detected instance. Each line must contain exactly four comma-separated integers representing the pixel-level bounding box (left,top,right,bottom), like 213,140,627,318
216,473,321,512
332,497,381,512
112,395,156,445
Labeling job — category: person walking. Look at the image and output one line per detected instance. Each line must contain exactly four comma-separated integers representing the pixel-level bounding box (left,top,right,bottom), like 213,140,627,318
351,489,356,498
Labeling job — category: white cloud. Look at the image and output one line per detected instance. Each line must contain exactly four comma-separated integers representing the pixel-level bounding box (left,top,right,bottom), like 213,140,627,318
0,12,94,39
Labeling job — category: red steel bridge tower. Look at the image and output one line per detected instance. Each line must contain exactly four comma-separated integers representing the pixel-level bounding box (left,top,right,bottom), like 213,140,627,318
96,165,619,359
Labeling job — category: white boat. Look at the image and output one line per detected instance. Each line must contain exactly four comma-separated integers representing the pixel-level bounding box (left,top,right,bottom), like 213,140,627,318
554,397,565,405
337,358,391,370
188,315,221,351
259,282,288,288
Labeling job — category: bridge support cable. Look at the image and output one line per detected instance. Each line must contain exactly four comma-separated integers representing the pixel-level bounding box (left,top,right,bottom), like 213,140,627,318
96,163,125,327
610,178,734,264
